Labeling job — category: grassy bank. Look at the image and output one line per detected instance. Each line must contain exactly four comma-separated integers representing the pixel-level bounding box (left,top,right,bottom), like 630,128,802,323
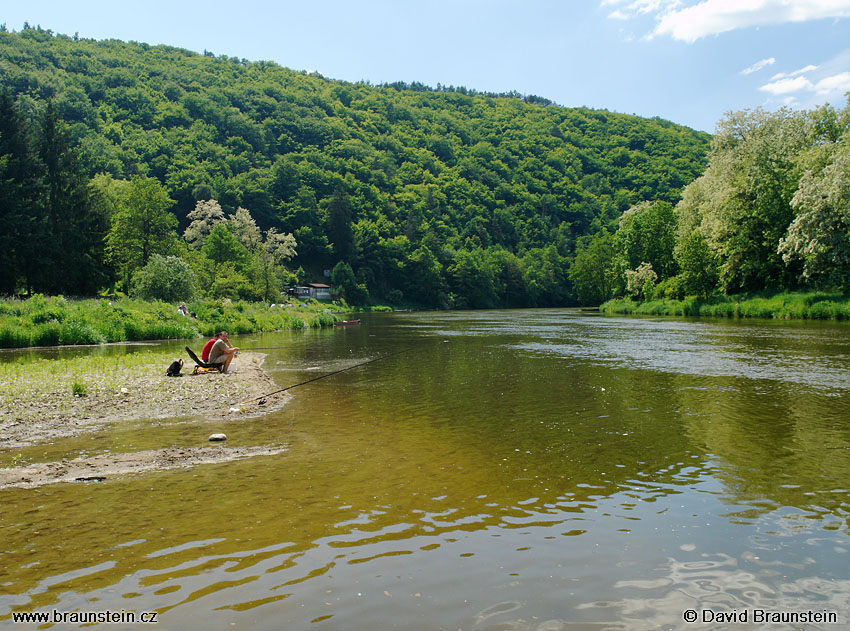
1,347,180,407
0,295,337,349
600,291,850,320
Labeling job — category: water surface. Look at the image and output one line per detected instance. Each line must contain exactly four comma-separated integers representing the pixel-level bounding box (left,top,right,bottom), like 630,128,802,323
2,310,849,629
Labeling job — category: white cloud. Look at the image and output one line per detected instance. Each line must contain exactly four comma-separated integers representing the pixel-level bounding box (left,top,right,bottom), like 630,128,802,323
740,57,776,75
602,0,850,42
758,49,850,111
656,0,850,42
759,69,850,96
769,64,819,80
603,0,683,19
814,71,850,93
759,75,816,94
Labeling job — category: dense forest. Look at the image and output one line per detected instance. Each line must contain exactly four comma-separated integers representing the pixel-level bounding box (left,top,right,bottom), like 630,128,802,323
0,25,711,307
586,100,850,309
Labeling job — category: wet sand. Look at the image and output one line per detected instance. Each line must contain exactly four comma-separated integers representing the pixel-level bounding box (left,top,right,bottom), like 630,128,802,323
0,352,288,488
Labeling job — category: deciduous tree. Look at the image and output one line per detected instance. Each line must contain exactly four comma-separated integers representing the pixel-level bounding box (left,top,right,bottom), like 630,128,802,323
107,176,178,289
568,231,621,306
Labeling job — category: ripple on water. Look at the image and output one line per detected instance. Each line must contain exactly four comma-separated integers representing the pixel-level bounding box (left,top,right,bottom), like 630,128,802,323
578,550,850,630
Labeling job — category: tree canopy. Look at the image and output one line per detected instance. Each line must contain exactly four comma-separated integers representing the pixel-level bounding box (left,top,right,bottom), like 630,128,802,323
0,26,713,306
590,99,850,307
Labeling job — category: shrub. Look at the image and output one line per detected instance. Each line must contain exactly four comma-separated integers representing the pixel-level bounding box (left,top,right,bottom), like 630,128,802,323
654,275,686,300
132,255,198,303
60,320,107,345
808,300,839,319
72,380,88,397
0,295,336,347
31,322,62,346
0,325,31,348
625,262,657,301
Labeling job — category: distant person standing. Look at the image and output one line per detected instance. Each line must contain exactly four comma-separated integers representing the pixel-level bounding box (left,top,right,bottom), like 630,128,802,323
178,302,189,316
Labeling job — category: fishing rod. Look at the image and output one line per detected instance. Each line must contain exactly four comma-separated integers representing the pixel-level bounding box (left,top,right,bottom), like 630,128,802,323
239,339,448,405
240,346,301,350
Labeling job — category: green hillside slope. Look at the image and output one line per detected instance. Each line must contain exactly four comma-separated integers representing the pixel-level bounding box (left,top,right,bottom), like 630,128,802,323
0,26,710,307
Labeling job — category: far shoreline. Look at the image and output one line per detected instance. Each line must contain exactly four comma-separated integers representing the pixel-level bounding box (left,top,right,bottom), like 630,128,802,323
600,291,850,321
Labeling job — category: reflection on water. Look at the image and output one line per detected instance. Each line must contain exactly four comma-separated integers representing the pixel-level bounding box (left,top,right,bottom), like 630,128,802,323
2,310,850,629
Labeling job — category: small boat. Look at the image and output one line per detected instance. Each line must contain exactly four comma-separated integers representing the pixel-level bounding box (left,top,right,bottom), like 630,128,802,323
334,319,361,326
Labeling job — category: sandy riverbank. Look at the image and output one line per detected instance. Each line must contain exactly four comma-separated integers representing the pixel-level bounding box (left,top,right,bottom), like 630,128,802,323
0,351,289,488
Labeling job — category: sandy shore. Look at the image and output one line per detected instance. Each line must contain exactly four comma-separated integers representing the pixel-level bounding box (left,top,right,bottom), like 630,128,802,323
0,445,288,489
0,352,289,488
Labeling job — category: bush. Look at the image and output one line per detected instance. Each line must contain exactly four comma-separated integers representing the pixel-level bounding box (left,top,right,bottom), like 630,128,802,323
31,322,61,346
59,320,107,345
132,255,198,303
72,380,88,397
625,262,657,300
653,275,686,300
0,325,31,348
808,300,839,319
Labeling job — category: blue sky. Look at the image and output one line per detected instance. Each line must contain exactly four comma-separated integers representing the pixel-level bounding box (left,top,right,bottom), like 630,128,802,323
4,0,850,132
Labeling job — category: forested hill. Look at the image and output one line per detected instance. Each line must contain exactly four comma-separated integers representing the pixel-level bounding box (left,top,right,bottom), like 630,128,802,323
0,26,710,307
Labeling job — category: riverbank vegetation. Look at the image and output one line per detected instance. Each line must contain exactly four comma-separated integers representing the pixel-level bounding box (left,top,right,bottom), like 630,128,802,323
601,291,850,320
585,98,850,318
0,26,708,310
0,294,335,348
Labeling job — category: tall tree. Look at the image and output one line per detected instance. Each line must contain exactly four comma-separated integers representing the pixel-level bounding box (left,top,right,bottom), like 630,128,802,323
676,230,717,298
106,176,178,290
326,187,355,264
38,101,108,294
0,90,43,294
681,108,808,292
617,200,676,279
568,231,621,306
183,198,226,249
779,140,850,285
230,206,297,301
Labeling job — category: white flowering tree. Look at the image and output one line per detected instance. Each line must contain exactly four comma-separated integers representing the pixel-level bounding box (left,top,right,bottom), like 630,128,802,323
183,199,225,249
229,207,297,301
779,144,850,286
625,262,657,301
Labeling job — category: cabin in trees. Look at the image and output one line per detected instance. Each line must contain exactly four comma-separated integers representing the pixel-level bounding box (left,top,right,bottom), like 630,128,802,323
285,284,331,300
309,284,331,300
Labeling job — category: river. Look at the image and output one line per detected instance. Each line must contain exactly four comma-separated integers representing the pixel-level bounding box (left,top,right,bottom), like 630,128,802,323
2,309,849,630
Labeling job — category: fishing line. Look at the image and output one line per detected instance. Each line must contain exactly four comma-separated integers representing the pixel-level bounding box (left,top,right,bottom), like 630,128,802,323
238,339,448,405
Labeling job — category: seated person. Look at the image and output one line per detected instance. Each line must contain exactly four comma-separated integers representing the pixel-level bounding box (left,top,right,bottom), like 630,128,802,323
201,333,220,362
208,331,240,373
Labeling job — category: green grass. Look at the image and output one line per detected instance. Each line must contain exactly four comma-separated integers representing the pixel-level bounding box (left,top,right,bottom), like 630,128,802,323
0,295,340,348
600,291,850,320
0,349,172,405
71,379,88,397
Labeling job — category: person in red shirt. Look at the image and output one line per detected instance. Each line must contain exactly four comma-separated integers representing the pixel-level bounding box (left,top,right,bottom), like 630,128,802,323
208,331,239,373
200,333,220,362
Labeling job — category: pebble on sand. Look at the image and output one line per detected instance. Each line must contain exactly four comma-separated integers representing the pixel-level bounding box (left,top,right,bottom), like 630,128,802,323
209,433,227,442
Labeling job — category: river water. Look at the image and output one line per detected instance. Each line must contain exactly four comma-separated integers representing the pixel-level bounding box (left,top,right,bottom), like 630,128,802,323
2,310,850,630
